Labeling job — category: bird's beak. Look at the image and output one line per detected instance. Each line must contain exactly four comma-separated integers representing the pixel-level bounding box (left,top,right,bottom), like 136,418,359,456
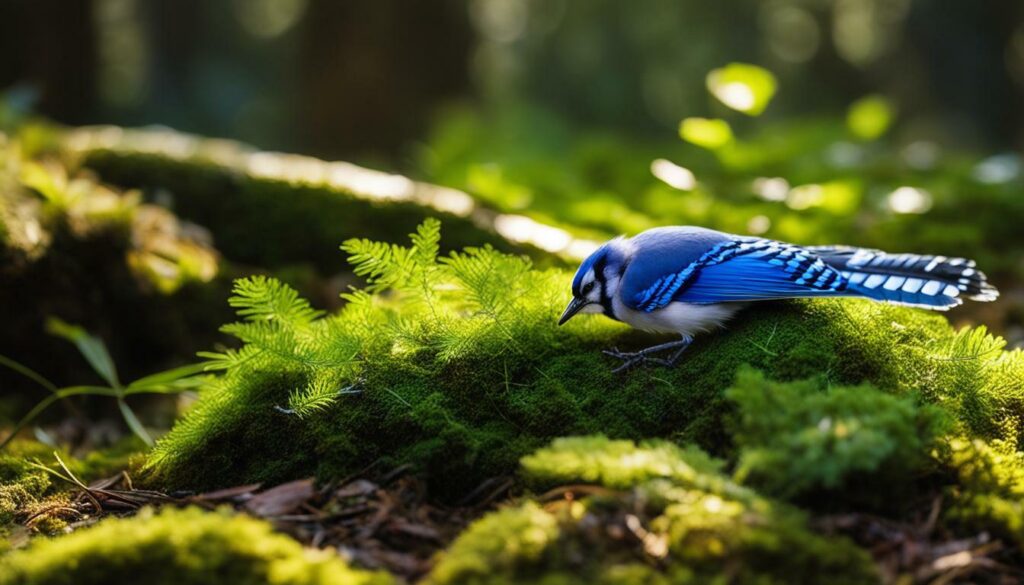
558,297,586,326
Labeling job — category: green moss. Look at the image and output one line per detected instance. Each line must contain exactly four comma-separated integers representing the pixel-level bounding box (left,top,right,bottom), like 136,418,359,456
521,435,727,492
0,439,146,536
428,437,878,585
147,222,1024,498
0,442,54,526
0,506,393,585
942,438,1024,545
71,128,564,274
726,368,948,502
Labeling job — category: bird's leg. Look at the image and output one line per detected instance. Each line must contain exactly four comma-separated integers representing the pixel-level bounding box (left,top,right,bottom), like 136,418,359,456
603,336,693,373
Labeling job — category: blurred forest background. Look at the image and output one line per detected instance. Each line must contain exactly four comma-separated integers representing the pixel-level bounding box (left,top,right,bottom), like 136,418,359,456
3,0,1023,160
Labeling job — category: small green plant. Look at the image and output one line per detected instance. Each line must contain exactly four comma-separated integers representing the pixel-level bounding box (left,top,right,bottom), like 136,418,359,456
0,318,206,449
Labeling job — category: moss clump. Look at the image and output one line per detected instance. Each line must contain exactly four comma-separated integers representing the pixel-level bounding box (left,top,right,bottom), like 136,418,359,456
942,438,1024,545
727,368,948,502
147,221,1024,498
0,506,393,585
428,437,878,585
0,439,147,538
0,442,56,527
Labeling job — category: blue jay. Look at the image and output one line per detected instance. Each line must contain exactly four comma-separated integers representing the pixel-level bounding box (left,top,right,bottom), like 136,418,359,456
559,226,998,372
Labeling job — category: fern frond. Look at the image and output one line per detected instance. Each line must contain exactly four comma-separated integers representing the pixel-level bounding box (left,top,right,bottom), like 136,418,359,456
443,245,532,319
196,345,262,371
285,373,355,418
228,276,323,325
410,217,441,264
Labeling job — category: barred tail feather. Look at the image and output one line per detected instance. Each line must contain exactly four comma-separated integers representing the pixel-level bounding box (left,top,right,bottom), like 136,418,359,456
808,246,999,310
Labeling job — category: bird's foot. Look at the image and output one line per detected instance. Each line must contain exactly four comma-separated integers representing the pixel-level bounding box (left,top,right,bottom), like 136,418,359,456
602,337,693,374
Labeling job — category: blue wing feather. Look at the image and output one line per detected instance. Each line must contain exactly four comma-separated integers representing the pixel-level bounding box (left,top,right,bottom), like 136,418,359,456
676,255,846,303
615,229,987,312
625,238,850,310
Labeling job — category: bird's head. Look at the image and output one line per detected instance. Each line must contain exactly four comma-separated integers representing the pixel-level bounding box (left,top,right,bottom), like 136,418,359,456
559,237,628,325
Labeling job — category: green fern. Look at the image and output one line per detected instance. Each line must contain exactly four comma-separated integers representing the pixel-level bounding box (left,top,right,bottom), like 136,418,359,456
285,372,359,417
227,275,323,325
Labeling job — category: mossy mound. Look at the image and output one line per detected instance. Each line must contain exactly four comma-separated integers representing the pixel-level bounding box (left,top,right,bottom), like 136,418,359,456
726,368,949,505
147,221,1024,500
427,436,878,585
0,506,393,585
67,126,583,273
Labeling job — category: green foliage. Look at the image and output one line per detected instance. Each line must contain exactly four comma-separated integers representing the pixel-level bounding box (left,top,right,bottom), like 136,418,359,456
429,437,878,585
147,221,1024,500
846,95,894,141
0,132,229,419
1,320,207,449
706,63,777,116
727,368,947,501
0,506,394,585
678,117,734,150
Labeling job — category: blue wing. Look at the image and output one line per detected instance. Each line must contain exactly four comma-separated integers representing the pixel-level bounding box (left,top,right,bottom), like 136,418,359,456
625,239,850,311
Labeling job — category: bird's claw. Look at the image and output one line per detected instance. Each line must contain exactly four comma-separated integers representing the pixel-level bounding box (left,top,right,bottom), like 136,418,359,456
604,349,659,373
602,337,693,374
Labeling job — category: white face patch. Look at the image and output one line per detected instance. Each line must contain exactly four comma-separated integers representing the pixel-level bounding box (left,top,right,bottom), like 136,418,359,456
579,272,602,304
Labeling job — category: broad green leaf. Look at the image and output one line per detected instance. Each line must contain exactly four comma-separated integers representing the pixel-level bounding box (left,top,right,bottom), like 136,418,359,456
45,317,121,389
847,95,894,140
679,118,734,150
118,399,154,446
706,63,777,116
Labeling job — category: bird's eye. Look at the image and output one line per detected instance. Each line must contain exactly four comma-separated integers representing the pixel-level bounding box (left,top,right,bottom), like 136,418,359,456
582,282,595,295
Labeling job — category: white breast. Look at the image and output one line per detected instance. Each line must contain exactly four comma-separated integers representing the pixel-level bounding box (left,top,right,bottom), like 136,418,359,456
612,296,745,337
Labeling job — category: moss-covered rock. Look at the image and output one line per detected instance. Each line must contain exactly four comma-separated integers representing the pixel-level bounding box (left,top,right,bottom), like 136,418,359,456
146,222,1024,499
427,437,879,585
0,506,393,585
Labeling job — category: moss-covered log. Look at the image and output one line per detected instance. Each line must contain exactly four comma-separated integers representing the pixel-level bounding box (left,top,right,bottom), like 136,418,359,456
67,126,599,274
